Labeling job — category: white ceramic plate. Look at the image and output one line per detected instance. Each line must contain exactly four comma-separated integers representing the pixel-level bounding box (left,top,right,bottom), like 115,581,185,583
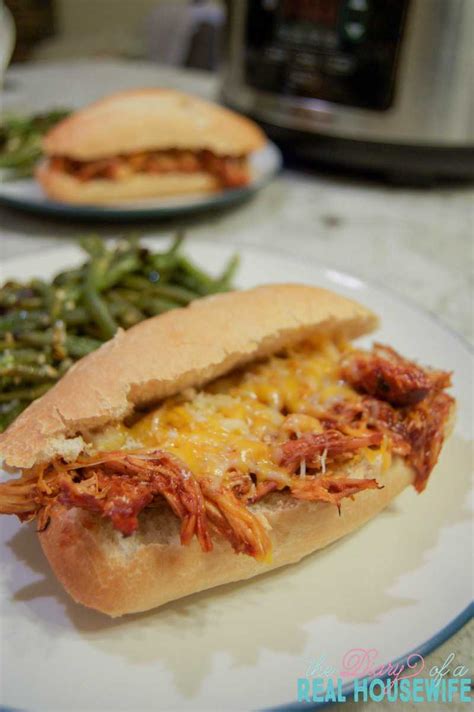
0,240,472,712
0,142,281,221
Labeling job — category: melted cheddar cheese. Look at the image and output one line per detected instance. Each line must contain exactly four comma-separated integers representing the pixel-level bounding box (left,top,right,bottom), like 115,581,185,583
92,339,383,484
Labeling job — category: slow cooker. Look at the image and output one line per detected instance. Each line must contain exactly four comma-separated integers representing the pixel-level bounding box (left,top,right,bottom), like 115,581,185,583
222,0,474,180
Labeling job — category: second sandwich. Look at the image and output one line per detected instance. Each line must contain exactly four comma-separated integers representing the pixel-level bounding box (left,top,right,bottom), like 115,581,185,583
37,88,266,204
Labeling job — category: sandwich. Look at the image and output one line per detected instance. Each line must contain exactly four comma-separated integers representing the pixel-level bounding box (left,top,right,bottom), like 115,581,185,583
0,285,454,616
36,89,266,204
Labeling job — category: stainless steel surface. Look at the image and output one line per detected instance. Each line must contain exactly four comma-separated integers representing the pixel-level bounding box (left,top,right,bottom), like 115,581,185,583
223,0,474,146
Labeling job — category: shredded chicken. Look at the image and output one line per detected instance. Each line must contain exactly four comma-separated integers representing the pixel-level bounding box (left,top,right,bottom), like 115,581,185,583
0,342,454,557
51,149,250,189
321,390,453,491
275,430,383,473
341,343,451,406
0,447,380,560
290,475,381,510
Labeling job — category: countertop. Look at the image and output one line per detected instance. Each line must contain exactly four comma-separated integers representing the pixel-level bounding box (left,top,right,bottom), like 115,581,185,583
1,59,472,711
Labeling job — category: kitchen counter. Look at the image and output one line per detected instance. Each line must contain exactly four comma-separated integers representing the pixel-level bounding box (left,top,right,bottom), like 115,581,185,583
1,60,472,711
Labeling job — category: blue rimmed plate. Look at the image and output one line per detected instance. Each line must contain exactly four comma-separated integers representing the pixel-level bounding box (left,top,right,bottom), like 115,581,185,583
0,142,281,221
0,240,472,711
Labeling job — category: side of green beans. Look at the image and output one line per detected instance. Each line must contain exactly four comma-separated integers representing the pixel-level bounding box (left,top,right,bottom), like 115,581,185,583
0,234,239,431
0,109,70,180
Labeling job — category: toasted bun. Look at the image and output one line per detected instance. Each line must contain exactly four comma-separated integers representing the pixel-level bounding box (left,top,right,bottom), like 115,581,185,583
36,162,220,205
39,457,415,616
42,89,266,160
0,284,377,470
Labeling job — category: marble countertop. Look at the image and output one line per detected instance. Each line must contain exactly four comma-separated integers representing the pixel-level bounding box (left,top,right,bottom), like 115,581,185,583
1,60,472,710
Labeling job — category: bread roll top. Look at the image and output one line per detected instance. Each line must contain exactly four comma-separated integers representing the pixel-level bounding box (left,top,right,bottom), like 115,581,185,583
0,284,377,469
42,89,266,161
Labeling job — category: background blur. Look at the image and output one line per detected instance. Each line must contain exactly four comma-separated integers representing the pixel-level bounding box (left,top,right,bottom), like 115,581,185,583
6,0,225,67
4,0,472,182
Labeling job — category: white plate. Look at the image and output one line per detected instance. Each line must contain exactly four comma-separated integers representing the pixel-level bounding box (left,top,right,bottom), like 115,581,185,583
0,240,472,712
0,142,281,221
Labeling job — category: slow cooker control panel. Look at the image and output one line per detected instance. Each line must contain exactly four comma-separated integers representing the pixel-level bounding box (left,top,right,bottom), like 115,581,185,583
244,0,409,110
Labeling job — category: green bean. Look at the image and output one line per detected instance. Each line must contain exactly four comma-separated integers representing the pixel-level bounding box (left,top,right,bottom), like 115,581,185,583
64,335,102,358
0,338,18,350
30,278,55,308
217,254,240,288
82,256,118,339
139,296,181,316
122,272,199,301
99,253,141,290
119,274,153,291
114,233,141,255
0,348,48,365
51,320,67,361
0,296,43,310
0,286,31,300
168,233,185,255
80,235,108,259
61,306,89,326
0,364,58,383
146,255,179,276
61,284,83,305
174,256,219,295
58,358,74,376
0,280,25,290
16,331,101,358
110,288,144,305
146,235,184,272
0,142,40,168
13,330,54,347
0,384,51,403
0,310,50,334
150,283,200,305
53,267,84,286
106,292,144,327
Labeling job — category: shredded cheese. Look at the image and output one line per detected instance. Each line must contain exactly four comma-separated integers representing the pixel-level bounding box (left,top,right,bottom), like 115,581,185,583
320,448,328,474
93,338,383,485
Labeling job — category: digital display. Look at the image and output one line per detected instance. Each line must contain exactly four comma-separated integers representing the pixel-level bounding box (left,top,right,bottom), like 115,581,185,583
281,0,340,27
245,0,409,111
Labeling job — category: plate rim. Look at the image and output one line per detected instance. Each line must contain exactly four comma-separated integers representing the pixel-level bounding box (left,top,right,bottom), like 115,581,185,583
0,238,472,712
268,602,474,711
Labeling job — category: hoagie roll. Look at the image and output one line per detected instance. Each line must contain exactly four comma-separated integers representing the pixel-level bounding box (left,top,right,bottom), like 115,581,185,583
36,89,266,204
0,285,454,616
